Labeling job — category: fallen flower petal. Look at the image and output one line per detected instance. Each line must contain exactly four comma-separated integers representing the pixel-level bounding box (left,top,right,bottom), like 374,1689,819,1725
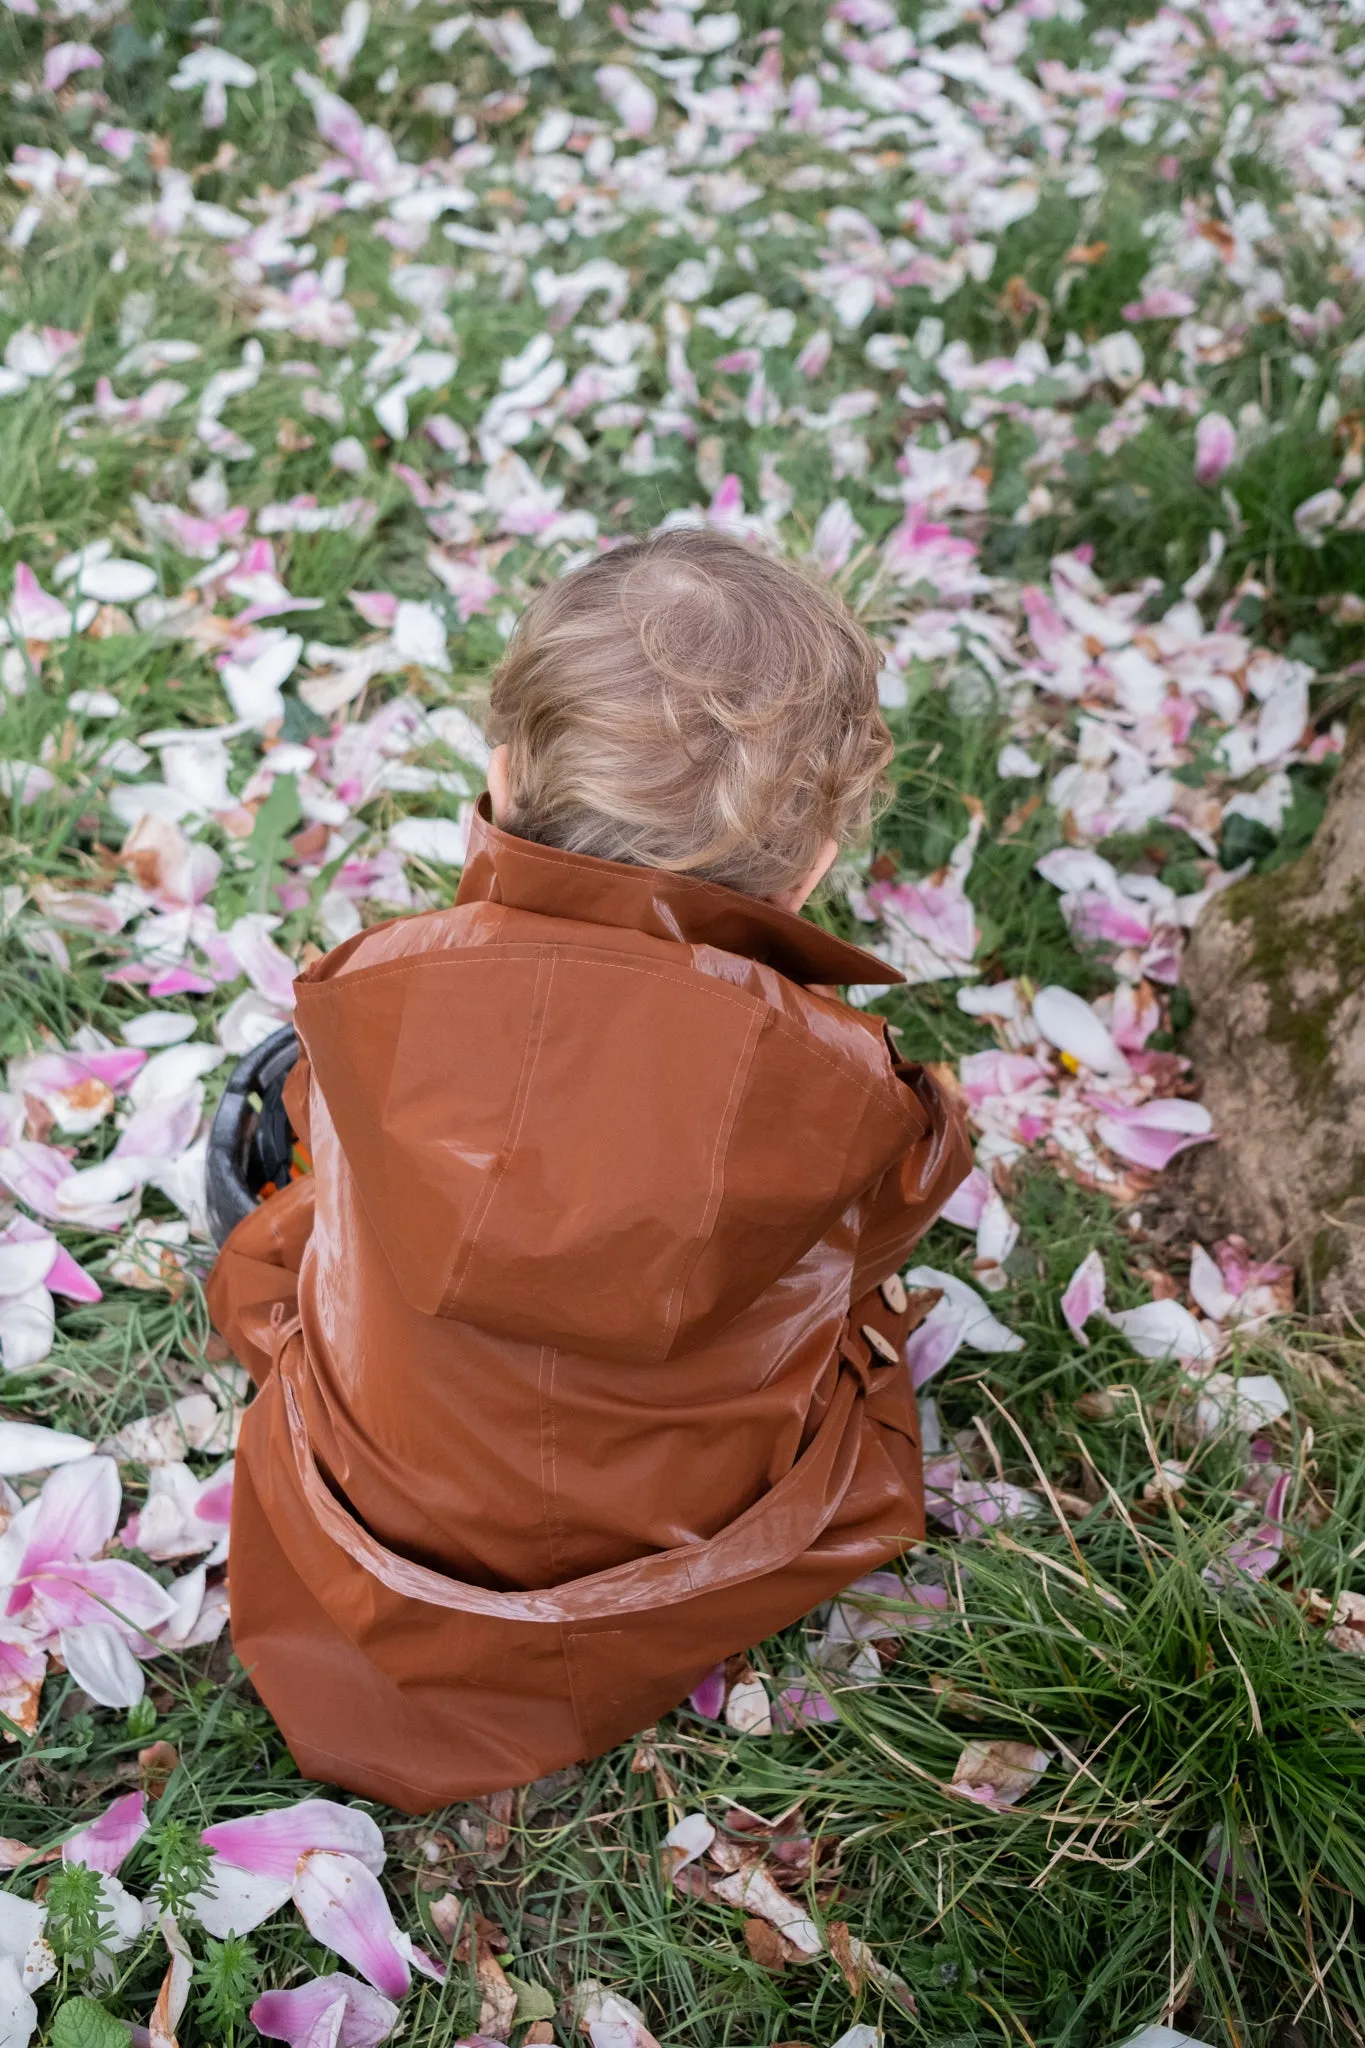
0,1638,46,1737
1093,1097,1214,1172
1061,1249,1106,1342
710,1862,822,1956
661,1813,715,1879
252,1972,400,2048
580,1987,663,2048
187,1857,293,1938
0,1958,35,2048
905,1301,969,1389
687,1665,726,1719
905,1268,1024,1353
149,1911,193,2048
1032,986,1129,1077
62,1791,148,1875
0,1420,93,1477
203,1797,386,1879
1193,1373,1290,1439
725,1674,772,1735
292,1850,410,2000
949,1738,1051,1811
1194,412,1237,485
1104,1298,1216,1364
772,1679,838,1730
1204,1473,1291,1588
59,1622,145,1709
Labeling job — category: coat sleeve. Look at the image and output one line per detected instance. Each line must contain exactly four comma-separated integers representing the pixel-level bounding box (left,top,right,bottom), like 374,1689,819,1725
850,1057,972,1298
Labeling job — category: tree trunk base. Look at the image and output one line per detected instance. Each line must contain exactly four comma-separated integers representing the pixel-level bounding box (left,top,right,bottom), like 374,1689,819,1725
1183,724,1365,1311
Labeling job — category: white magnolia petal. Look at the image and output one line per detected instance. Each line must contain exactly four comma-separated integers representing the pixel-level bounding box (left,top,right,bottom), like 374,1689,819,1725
187,1859,293,1938
59,1622,145,1709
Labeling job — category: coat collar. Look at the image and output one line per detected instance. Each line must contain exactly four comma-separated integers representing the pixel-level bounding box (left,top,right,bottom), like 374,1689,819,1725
455,795,902,989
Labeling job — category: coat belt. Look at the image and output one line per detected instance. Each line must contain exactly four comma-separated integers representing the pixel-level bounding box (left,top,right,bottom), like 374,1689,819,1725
270,1311,889,1625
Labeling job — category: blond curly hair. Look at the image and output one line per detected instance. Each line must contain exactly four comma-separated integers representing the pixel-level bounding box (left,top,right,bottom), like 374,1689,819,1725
486,528,892,901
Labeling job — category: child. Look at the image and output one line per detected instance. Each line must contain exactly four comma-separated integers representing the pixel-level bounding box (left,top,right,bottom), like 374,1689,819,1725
208,528,970,1813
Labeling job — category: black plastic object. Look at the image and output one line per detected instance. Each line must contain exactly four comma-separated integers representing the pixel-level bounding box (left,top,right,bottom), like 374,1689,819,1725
206,1025,300,1249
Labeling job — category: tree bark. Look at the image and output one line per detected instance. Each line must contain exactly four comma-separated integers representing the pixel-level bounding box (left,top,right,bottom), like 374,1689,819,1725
1183,723,1365,1310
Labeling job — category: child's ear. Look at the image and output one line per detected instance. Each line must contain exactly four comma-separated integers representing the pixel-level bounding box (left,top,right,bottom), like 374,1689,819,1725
770,837,839,915
487,744,511,825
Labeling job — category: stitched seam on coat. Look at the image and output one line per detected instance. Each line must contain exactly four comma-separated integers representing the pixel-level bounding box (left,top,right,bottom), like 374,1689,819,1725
660,1002,766,1357
442,950,556,1311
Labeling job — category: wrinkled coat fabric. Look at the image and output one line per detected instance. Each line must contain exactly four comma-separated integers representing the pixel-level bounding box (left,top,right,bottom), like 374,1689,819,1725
208,799,970,1812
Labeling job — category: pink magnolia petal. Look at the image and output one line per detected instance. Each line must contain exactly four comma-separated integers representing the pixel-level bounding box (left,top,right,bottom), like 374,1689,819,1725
1194,411,1237,485
77,1049,147,1094
44,1247,102,1304
687,1665,726,1719
1061,1249,1106,1342
226,914,298,1009
299,1998,346,2048
251,1973,400,2048
31,1558,178,1644
1110,980,1162,1052
1095,1111,1214,1172
1068,894,1152,948
1216,1237,1291,1299
390,1932,446,1984
937,1478,1041,1539
111,1093,201,1166
204,1798,386,1881
940,1167,992,1230
1204,1473,1291,1588
10,1456,121,1611
11,560,75,638
907,1304,967,1389
291,1851,409,2000
63,1791,149,1875
957,1051,1049,1106
194,1469,234,1528
94,122,137,159
0,1141,74,1220
772,1681,837,1730
43,41,102,91
148,967,216,998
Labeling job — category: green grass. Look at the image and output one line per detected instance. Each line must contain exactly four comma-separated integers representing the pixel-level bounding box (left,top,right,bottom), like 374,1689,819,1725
1,0,1365,2042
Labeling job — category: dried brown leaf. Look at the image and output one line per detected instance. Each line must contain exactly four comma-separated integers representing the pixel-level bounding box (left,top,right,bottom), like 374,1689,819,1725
743,1916,789,1972
477,1951,518,2042
826,1919,861,1995
139,1741,180,1800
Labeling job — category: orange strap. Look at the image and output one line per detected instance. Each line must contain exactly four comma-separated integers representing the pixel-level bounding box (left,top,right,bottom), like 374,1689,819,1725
275,1317,879,1624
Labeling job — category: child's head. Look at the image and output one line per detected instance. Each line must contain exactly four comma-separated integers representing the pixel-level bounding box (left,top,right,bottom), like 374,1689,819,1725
485,528,892,908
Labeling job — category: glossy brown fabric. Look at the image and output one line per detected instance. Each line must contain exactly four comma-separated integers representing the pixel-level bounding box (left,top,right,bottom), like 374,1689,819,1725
208,798,970,1812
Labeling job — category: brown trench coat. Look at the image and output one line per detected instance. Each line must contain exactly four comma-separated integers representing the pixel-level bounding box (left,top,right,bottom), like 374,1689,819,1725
207,798,970,1813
